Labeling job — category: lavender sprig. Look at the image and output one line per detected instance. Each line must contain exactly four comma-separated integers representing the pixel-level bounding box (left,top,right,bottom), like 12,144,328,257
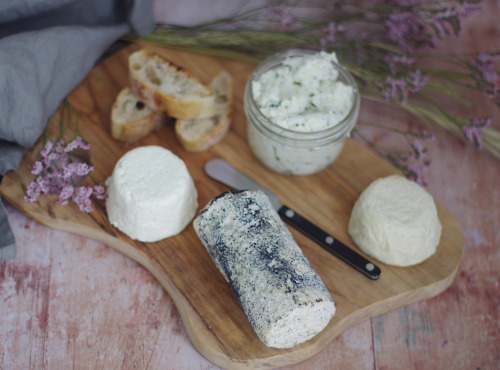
352,122,435,185
25,99,106,212
124,0,500,173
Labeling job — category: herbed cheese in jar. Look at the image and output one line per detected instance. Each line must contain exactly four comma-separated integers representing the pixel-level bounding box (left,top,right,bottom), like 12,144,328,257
244,49,360,176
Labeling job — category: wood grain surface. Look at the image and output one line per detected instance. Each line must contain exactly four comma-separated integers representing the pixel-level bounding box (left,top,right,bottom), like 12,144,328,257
0,43,464,368
2,1,500,368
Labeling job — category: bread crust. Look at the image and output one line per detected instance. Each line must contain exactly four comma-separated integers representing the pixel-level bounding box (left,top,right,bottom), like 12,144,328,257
129,74,165,112
175,115,232,152
129,49,215,119
111,87,166,143
175,70,233,152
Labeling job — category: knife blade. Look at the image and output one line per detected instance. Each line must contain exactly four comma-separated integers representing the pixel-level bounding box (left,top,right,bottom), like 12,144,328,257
204,158,381,280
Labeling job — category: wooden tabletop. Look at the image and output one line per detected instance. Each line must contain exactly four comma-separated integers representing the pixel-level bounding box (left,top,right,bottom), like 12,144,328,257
1,1,499,369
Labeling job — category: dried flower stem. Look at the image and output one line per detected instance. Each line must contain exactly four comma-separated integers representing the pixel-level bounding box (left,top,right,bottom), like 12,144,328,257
353,121,434,185
25,98,106,212
124,0,500,168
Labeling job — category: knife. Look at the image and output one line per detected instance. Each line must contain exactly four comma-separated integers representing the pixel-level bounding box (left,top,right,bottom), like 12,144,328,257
204,158,381,280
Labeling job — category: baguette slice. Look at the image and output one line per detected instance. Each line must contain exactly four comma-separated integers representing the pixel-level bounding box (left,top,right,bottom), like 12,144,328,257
111,87,166,143
175,70,233,152
129,49,215,119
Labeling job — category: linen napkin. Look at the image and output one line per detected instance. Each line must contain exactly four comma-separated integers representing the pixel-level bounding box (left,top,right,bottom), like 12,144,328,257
0,0,155,259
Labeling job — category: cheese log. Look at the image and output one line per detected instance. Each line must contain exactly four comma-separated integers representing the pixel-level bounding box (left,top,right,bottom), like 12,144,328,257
193,190,336,348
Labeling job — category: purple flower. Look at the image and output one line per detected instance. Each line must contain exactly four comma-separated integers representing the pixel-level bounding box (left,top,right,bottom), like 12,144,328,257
77,163,94,176
61,163,74,180
411,136,428,160
59,185,74,205
320,21,345,47
461,1,482,17
35,176,51,195
354,124,435,186
389,151,431,186
387,152,430,186
24,181,41,204
431,6,462,38
386,54,416,69
40,141,54,158
260,3,294,30
378,53,429,104
430,0,482,38
54,139,65,153
62,162,94,179
25,134,104,213
31,161,43,175
384,12,434,52
407,69,429,93
406,132,434,185
469,52,500,103
406,161,431,186
462,117,491,150
46,151,62,165
64,136,90,152
380,76,410,104
73,186,94,213
93,184,107,200
383,1,480,53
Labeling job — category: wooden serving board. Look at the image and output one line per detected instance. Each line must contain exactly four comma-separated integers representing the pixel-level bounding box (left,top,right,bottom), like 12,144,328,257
0,44,464,369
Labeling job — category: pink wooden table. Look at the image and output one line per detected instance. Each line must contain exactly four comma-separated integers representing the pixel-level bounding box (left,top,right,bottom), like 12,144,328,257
1,1,499,368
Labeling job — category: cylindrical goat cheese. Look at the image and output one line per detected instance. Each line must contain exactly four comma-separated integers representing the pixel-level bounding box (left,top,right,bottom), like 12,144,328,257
193,190,336,348
348,175,441,266
106,145,198,242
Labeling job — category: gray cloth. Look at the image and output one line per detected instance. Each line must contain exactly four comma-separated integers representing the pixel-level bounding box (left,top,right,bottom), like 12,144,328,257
0,0,155,259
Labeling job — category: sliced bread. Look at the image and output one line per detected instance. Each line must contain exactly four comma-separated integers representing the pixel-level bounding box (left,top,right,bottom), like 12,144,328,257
111,87,166,143
175,70,233,152
129,49,215,119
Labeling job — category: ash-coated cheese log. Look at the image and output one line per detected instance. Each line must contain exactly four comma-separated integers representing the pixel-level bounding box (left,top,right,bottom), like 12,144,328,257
193,190,336,349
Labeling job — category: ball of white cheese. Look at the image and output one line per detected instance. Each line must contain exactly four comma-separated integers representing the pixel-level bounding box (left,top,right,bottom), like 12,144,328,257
106,145,198,242
347,175,441,267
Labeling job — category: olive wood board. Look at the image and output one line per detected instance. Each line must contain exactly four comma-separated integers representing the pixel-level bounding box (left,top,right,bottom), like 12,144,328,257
0,43,465,369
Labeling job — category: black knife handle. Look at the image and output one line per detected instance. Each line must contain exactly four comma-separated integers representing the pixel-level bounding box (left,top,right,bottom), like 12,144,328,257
278,205,381,280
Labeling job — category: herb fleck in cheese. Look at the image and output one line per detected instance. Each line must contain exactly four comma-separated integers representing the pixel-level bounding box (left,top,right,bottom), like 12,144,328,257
245,50,359,176
252,51,354,132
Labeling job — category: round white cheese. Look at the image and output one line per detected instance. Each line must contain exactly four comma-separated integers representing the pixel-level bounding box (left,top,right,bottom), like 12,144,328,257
106,145,198,242
347,175,441,267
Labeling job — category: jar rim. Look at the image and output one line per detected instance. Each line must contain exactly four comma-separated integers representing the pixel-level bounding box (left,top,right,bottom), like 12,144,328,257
244,49,360,141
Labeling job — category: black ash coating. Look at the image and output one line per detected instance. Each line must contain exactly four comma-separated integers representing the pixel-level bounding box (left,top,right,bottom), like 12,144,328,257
193,190,335,348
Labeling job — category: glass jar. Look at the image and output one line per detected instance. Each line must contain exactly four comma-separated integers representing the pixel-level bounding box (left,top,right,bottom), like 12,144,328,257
244,49,360,176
